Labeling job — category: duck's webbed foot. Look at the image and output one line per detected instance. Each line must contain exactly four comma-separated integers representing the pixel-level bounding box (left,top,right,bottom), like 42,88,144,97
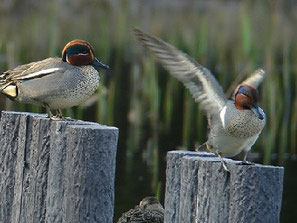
195,142,207,152
214,149,229,172
196,142,230,172
241,160,255,165
45,104,63,121
205,143,214,153
241,150,254,165
203,143,230,172
55,109,63,119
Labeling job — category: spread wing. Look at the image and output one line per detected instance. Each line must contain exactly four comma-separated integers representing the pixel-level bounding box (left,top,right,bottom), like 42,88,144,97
231,69,265,100
134,28,227,115
239,69,265,89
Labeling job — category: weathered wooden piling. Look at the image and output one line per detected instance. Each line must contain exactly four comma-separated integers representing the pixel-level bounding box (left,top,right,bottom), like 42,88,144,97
165,151,284,223
0,111,118,223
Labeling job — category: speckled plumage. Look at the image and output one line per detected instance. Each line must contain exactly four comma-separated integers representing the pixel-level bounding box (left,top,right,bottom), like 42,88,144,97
134,28,266,165
117,197,164,223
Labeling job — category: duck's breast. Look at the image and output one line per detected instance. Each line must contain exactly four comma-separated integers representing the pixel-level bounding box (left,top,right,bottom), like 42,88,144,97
223,101,266,138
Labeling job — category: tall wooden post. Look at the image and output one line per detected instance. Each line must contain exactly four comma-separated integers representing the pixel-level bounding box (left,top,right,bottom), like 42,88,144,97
0,111,118,223
165,151,284,223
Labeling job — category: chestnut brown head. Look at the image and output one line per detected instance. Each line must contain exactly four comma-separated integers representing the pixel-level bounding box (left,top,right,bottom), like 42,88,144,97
235,85,264,120
62,39,109,69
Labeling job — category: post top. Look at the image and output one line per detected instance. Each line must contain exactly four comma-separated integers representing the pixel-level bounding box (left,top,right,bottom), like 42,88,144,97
168,150,284,171
1,110,118,131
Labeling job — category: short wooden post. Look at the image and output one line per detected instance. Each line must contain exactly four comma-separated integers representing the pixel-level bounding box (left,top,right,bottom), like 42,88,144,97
0,111,118,223
165,151,284,223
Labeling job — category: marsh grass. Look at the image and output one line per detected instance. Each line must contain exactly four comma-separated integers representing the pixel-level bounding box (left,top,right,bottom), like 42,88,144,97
0,0,296,220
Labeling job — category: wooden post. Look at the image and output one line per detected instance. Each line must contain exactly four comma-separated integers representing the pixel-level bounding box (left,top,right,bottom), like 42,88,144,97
0,111,118,223
165,151,284,223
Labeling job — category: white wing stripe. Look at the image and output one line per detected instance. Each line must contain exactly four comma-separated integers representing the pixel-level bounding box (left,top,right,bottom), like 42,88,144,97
16,68,61,80
220,106,227,129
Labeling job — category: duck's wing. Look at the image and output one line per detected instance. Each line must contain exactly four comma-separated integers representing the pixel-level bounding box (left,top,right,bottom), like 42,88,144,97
134,28,227,114
0,58,64,84
231,69,265,100
240,69,265,89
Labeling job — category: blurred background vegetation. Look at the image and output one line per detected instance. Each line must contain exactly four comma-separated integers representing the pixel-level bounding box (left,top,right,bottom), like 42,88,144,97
0,0,296,222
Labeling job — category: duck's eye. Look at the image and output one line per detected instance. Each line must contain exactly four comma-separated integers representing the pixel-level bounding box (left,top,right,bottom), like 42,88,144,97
67,44,90,57
237,86,250,97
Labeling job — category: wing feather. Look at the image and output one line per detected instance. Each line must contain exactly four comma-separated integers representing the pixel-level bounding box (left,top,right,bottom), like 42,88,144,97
231,69,265,100
134,28,227,114
0,58,65,91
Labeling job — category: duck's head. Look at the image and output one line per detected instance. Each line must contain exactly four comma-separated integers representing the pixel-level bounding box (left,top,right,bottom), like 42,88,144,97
235,84,264,120
139,197,162,210
62,39,109,69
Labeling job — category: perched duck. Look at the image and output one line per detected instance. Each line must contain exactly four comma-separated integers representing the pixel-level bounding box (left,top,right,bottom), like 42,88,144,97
134,28,266,171
0,39,109,120
117,197,164,223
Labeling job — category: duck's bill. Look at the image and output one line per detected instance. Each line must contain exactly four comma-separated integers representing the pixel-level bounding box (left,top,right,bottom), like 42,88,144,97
251,104,264,120
91,58,110,69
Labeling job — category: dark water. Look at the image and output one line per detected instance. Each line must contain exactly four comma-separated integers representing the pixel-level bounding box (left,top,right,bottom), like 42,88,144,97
280,159,297,222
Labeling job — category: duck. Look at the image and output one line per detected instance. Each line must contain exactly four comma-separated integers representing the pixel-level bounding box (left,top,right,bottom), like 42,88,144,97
134,28,266,171
0,39,109,120
117,197,164,223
